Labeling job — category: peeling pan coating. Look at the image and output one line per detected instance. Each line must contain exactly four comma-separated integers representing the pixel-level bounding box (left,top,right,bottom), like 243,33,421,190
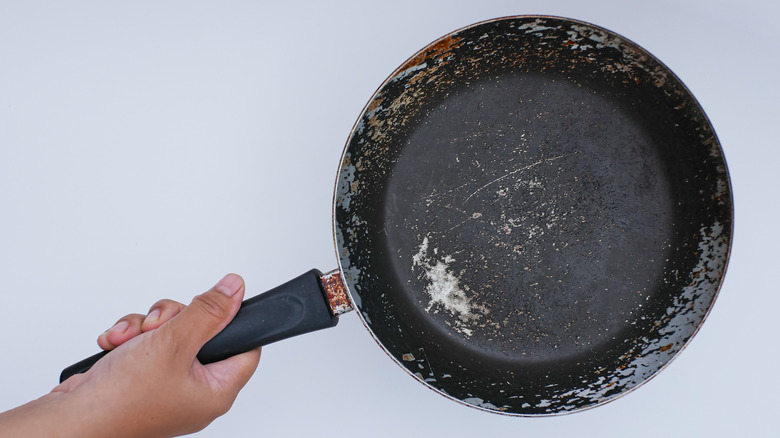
333,16,732,415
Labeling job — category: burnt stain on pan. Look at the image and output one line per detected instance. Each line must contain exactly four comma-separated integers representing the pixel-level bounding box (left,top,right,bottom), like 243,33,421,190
320,270,352,316
333,16,732,415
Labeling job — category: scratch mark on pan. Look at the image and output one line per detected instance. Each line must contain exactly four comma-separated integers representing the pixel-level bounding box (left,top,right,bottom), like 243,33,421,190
463,153,577,203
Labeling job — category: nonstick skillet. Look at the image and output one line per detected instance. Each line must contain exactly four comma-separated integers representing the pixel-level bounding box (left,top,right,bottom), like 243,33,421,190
61,16,733,415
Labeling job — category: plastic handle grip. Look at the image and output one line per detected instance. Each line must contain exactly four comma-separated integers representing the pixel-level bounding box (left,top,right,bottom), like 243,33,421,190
59,269,338,383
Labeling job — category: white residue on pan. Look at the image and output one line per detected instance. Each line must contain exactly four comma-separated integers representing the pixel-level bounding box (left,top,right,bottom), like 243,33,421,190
462,397,507,411
412,236,486,336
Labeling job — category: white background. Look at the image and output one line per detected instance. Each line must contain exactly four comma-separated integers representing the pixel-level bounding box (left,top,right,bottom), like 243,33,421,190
0,1,777,437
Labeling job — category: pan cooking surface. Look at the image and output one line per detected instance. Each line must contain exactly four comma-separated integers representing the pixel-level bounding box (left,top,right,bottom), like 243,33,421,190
334,16,731,415
383,72,673,364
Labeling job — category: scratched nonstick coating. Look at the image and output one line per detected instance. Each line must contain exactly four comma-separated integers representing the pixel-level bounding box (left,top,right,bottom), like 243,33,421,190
333,16,732,415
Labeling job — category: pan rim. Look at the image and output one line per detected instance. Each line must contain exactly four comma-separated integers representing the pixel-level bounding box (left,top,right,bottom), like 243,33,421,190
330,14,734,416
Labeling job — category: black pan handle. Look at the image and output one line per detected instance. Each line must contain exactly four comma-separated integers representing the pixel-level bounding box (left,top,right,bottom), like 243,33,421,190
60,269,339,383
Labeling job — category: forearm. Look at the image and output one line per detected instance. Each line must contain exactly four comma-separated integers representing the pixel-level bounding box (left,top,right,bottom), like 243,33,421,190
0,392,88,438
0,385,143,438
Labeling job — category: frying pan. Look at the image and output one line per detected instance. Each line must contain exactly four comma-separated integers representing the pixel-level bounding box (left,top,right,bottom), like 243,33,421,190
61,16,733,415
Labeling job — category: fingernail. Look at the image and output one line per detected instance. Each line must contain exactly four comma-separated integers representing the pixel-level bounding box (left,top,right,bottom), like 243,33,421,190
146,308,161,323
110,320,129,334
214,273,242,297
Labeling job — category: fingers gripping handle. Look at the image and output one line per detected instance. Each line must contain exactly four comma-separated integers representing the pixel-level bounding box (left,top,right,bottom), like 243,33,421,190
60,270,339,383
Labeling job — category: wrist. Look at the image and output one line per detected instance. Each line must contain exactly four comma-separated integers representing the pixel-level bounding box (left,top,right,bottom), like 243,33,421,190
0,390,84,438
0,382,130,438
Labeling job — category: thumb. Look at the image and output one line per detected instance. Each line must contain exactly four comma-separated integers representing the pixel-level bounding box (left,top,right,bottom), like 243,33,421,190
165,273,246,358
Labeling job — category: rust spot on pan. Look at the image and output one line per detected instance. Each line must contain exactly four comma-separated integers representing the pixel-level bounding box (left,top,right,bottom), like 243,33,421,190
407,34,463,68
320,269,353,316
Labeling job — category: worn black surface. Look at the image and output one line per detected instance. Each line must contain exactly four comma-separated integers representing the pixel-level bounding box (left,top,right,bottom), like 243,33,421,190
334,16,732,414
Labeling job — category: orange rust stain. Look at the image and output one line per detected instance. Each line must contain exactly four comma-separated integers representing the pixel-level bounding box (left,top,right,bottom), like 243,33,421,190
659,343,673,352
320,271,352,316
365,96,382,115
406,34,462,68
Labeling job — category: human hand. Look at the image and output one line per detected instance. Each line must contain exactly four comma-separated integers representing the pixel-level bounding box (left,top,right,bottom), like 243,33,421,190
50,274,261,438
